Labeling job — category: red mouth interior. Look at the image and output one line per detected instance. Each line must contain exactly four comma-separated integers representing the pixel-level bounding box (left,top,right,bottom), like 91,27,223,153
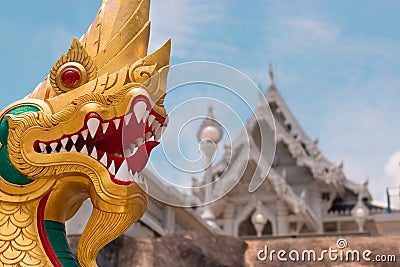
34,96,167,186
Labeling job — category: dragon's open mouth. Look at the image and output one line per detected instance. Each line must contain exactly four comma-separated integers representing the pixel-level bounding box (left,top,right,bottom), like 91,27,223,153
34,96,167,186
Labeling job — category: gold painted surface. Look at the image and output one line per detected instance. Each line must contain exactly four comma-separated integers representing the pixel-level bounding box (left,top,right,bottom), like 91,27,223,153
44,178,90,223
0,0,170,266
0,200,52,267
77,208,142,267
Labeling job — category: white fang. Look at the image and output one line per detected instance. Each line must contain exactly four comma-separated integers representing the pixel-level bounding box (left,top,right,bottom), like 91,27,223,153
109,160,116,175
61,138,68,148
142,110,150,123
39,143,46,152
115,160,130,182
71,135,79,144
80,145,88,155
90,146,98,159
134,101,147,122
87,118,100,138
148,115,155,127
50,143,58,151
124,113,132,125
102,122,109,134
100,153,107,166
81,129,89,141
123,148,131,157
113,119,121,130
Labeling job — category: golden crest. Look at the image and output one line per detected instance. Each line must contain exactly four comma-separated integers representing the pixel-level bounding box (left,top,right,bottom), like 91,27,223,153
50,38,97,94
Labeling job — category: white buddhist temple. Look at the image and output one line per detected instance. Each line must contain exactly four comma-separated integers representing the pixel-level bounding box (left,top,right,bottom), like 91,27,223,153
191,68,393,237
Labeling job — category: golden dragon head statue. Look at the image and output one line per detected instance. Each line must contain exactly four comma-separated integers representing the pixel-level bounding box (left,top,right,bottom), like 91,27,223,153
0,0,170,266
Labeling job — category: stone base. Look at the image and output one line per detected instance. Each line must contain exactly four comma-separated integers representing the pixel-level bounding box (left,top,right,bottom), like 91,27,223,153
68,234,400,267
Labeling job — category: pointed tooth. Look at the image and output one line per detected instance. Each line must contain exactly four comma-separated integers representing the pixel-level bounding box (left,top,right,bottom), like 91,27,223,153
61,138,68,148
155,127,162,141
153,121,161,133
145,132,152,142
71,135,79,144
134,101,147,122
109,160,115,175
124,113,133,126
81,129,88,141
135,137,144,146
115,160,130,182
129,143,136,152
100,153,107,166
142,110,150,123
90,146,98,159
60,147,67,152
71,145,77,152
80,145,88,155
113,119,121,130
123,148,131,157
102,122,109,134
87,118,100,138
148,115,156,127
39,143,46,152
50,143,58,151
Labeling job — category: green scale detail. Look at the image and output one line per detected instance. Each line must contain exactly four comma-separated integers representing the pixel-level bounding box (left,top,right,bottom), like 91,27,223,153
0,105,39,185
45,220,79,267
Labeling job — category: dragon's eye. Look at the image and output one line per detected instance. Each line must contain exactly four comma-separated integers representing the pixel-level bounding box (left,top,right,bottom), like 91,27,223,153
61,68,81,87
56,62,88,92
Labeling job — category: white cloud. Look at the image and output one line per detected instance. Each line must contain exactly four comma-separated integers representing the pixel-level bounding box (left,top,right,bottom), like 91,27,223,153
276,17,339,49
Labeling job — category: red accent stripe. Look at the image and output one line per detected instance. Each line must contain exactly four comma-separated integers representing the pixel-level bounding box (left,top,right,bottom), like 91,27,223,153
38,193,62,267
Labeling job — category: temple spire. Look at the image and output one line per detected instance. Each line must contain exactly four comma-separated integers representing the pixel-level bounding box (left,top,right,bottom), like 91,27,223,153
269,63,275,85
268,63,277,91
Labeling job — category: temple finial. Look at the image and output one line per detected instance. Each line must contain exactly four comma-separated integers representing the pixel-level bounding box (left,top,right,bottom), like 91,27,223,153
197,102,223,143
267,63,277,92
269,63,275,85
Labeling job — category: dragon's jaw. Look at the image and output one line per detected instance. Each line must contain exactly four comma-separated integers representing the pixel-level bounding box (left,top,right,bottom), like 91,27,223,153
33,95,166,186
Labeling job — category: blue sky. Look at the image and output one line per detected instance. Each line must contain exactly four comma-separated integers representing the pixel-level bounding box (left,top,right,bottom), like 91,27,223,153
1,1,400,204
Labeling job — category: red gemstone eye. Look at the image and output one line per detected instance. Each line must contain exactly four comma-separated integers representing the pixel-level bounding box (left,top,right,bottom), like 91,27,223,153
60,68,81,87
